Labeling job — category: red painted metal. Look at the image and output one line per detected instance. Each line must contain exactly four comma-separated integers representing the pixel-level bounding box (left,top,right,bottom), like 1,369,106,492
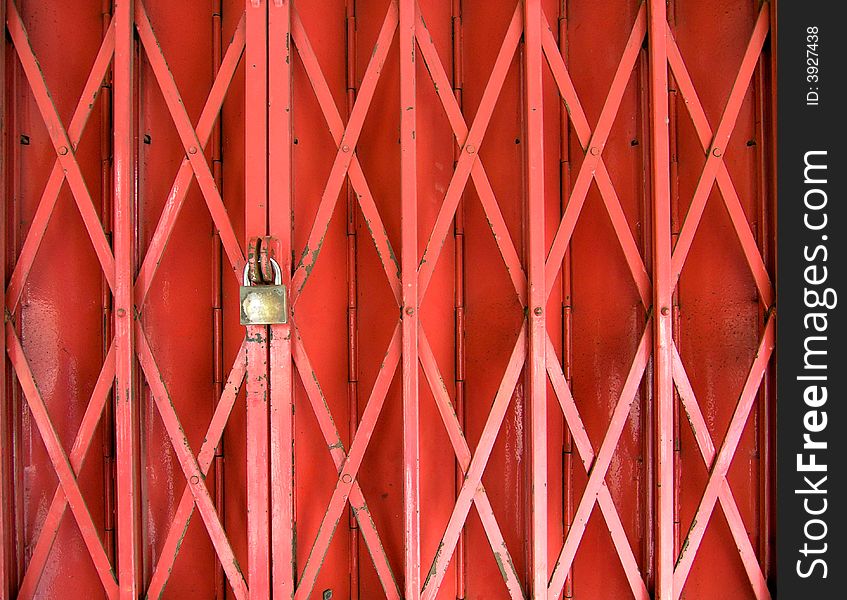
0,1,7,595
542,5,652,598
648,1,674,598
1,1,776,598
245,2,270,599
286,3,402,597
267,1,295,598
129,2,250,596
399,3,420,599
343,2,362,597
523,2,547,598
665,3,775,599
449,3,466,596
98,0,116,576
211,4,227,596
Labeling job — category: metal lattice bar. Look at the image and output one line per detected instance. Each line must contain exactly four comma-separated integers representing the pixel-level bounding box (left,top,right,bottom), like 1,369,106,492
135,328,249,599
543,3,648,304
7,334,118,599
417,3,522,302
668,6,770,294
144,342,248,598
672,319,774,596
420,325,527,600
289,0,399,303
4,19,116,313
523,2,547,597
133,13,246,307
547,327,652,599
538,3,653,598
113,0,140,595
244,2,270,596
399,0,420,597
671,342,771,599
268,0,296,596
291,320,402,600
2,1,124,596
648,0,675,596
280,2,406,597
663,4,774,598
545,334,650,600
16,343,115,598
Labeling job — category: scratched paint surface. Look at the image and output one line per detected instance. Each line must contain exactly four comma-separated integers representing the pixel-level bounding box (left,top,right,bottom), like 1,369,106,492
1,0,774,598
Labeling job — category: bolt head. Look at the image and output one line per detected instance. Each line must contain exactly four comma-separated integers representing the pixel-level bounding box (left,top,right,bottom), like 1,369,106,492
589,146,600,156
534,307,543,316
188,146,198,155
341,144,350,153
466,144,475,154
661,306,670,316
58,146,68,156
406,307,415,316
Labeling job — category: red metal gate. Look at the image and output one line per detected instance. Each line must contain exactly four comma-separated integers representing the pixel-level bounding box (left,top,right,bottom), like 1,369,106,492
0,0,775,598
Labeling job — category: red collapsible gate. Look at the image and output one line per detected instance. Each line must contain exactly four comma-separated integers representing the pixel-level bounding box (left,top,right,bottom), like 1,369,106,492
0,0,776,598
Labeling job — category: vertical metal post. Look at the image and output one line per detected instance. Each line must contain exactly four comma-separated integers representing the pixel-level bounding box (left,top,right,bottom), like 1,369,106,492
637,46,655,592
524,0,547,597
0,0,9,592
557,3,574,596
648,0,674,598
665,0,682,563
132,30,147,585
753,32,774,580
113,1,140,598
211,2,226,598
246,1,270,598
518,36,531,591
451,1,466,596
268,0,295,597
399,0,420,598
9,15,22,585
344,2,361,598
99,0,116,570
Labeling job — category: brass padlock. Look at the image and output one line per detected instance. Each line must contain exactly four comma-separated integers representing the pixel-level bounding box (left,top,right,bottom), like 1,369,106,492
240,257,288,325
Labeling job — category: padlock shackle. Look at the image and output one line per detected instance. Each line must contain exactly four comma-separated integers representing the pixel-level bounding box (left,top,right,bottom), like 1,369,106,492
242,256,282,287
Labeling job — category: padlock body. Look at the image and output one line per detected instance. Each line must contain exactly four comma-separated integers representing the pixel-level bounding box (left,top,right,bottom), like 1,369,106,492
239,284,288,325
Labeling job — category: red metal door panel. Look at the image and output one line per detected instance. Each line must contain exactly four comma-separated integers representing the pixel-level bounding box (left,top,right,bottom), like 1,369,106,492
138,2,213,596
459,1,532,596
670,1,774,598
289,1,362,596
564,1,651,596
0,1,775,599
3,2,112,597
